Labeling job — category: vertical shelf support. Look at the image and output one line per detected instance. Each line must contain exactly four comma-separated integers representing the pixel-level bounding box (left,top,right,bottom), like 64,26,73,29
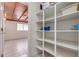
42,10,45,57
54,4,56,57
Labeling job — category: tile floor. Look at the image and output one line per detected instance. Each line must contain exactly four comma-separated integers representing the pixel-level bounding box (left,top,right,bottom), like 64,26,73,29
4,39,28,57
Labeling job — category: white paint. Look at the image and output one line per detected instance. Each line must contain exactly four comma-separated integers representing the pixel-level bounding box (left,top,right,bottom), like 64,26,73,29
28,2,41,56
4,21,28,40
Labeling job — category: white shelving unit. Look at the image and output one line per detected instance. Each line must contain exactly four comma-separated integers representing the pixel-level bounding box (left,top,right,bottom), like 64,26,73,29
57,40,78,51
35,2,79,57
37,38,55,44
56,2,79,57
36,42,55,56
37,38,78,51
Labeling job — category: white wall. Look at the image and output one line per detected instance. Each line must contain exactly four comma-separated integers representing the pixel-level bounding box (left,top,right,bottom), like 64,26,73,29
28,2,41,57
4,21,28,40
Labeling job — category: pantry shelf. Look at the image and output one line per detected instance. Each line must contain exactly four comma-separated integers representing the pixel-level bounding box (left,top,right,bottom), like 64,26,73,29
37,38,55,45
35,2,78,57
57,40,78,51
36,17,54,23
36,45,55,56
37,38,78,51
56,30,78,32
56,11,79,22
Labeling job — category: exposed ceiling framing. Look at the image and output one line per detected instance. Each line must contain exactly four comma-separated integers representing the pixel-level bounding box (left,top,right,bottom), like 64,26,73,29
18,7,28,22
4,2,28,23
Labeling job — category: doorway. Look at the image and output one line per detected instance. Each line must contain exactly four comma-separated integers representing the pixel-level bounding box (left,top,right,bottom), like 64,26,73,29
0,2,28,57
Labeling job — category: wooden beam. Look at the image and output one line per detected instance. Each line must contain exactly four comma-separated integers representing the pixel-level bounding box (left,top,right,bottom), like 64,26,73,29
7,19,28,23
24,16,28,21
12,2,17,16
18,7,28,21
24,9,28,22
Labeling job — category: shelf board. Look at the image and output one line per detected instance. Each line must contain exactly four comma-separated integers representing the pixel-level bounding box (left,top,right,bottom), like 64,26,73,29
36,30,79,32
56,11,79,22
56,30,79,32
37,39,43,41
56,50,77,57
36,17,54,23
36,3,78,23
36,39,77,57
36,30,54,32
36,45,43,50
37,38,55,45
44,46,55,56
36,11,79,23
57,40,78,51
44,39,54,44
37,38,78,51
56,2,77,13
56,44,78,57
36,45,55,56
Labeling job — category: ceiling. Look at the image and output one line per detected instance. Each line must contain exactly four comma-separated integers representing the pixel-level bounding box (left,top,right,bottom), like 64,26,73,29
4,2,28,23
